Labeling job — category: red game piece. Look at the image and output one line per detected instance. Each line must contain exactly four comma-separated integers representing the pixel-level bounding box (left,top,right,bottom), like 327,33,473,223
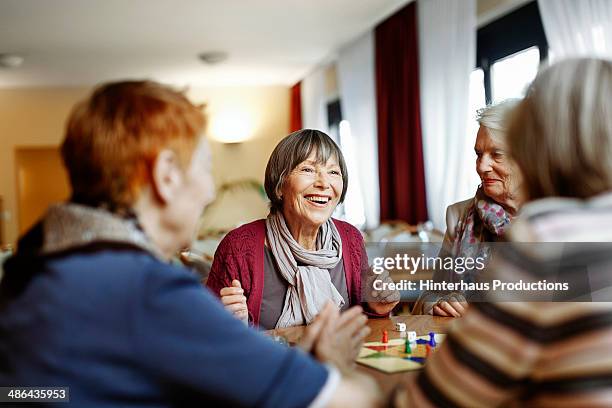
426,344,432,357
382,330,388,344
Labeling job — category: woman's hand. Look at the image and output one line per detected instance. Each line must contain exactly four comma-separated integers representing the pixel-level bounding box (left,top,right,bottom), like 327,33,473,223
219,280,248,324
366,272,400,315
298,303,370,374
432,299,467,317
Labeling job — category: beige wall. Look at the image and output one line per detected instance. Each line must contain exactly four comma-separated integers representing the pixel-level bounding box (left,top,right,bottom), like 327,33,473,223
190,86,289,233
0,87,89,245
0,85,289,245
188,86,289,188
15,147,70,236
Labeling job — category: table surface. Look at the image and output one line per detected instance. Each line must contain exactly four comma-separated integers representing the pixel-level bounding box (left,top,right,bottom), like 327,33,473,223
268,315,454,393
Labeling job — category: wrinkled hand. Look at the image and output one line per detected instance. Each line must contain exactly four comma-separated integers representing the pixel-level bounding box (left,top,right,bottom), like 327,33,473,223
219,280,248,324
366,271,401,315
433,298,467,317
298,303,370,374
297,303,335,354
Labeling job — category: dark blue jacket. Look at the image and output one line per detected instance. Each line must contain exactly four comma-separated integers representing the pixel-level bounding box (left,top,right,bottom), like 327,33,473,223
0,229,327,407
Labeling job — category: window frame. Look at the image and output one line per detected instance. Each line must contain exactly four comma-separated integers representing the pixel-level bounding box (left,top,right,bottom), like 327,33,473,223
477,1,548,104
327,99,342,134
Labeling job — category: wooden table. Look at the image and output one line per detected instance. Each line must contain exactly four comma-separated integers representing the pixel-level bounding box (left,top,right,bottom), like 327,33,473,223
268,315,453,393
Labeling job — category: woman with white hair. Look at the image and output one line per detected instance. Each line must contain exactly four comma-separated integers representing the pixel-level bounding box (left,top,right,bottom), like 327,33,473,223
413,99,523,316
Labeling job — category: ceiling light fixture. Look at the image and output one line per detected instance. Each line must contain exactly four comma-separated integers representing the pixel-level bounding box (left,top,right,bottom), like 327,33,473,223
198,51,228,65
0,53,24,68
211,109,253,144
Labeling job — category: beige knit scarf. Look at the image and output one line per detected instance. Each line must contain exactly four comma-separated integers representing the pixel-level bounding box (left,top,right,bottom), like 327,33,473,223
265,211,345,328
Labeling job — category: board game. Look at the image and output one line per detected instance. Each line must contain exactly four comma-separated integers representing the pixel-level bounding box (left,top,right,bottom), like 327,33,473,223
356,332,446,373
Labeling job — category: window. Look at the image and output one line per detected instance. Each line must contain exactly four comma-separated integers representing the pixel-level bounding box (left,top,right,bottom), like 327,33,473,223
491,46,540,102
338,120,366,227
476,1,548,104
465,1,547,190
327,99,342,145
327,100,366,227
466,68,486,188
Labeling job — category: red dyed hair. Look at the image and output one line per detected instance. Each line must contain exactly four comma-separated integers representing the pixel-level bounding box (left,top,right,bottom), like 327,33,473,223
61,80,205,209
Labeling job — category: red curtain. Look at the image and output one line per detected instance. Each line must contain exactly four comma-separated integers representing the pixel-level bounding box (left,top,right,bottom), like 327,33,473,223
289,82,302,132
375,2,428,224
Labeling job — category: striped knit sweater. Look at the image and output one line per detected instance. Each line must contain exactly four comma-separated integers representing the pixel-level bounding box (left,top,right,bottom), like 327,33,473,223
406,192,612,407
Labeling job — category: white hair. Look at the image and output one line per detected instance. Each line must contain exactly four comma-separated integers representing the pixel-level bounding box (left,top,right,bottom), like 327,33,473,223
476,99,521,141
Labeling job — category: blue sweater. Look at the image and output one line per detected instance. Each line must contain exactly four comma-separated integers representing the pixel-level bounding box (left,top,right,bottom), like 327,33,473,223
0,243,328,407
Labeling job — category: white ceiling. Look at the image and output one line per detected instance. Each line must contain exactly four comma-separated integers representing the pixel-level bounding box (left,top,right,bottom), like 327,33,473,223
0,0,410,88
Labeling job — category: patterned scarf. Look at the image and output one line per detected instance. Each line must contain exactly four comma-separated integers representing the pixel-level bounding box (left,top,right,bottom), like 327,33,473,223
451,187,512,281
265,211,345,328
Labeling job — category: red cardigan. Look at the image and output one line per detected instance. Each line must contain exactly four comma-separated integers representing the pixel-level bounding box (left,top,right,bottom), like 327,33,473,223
207,218,374,326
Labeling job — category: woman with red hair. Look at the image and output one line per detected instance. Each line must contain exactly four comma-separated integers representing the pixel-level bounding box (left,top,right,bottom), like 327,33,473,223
0,80,378,407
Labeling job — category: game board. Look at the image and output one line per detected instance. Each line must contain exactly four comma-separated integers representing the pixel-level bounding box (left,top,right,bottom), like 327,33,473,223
356,333,446,373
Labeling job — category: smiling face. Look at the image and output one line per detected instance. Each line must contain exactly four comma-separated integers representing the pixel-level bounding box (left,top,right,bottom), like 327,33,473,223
280,150,343,231
475,125,522,206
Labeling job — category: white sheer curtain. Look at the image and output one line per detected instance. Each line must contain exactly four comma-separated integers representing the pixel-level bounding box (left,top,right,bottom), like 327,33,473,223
301,66,329,132
418,0,477,230
337,31,380,229
539,0,612,60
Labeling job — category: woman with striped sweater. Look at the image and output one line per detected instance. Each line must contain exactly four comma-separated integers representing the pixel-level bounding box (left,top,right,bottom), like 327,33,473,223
399,58,612,407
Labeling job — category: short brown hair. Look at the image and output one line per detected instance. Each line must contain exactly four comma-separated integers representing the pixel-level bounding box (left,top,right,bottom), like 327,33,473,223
264,129,348,212
61,80,205,209
507,58,612,201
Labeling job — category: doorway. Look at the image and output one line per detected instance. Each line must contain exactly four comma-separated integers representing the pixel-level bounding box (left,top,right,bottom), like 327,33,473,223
15,147,70,234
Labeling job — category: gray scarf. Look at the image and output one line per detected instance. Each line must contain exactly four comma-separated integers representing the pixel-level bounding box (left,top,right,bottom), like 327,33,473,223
265,211,345,328
41,203,162,259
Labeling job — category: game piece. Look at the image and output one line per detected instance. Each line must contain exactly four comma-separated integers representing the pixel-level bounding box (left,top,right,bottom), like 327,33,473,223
357,333,447,374
407,357,425,364
382,330,388,344
407,331,417,342
429,332,436,347
395,322,406,332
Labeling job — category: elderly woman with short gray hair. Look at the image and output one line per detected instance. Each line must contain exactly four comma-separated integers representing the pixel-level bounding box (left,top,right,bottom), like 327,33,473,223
207,129,399,329
413,99,523,317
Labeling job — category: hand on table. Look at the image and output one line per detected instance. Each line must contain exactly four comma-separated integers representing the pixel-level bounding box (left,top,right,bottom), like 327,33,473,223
432,298,467,317
219,280,248,324
298,303,370,374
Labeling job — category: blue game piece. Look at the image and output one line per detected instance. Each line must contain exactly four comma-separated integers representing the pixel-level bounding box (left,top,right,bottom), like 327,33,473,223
405,357,426,364
429,332,436,347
